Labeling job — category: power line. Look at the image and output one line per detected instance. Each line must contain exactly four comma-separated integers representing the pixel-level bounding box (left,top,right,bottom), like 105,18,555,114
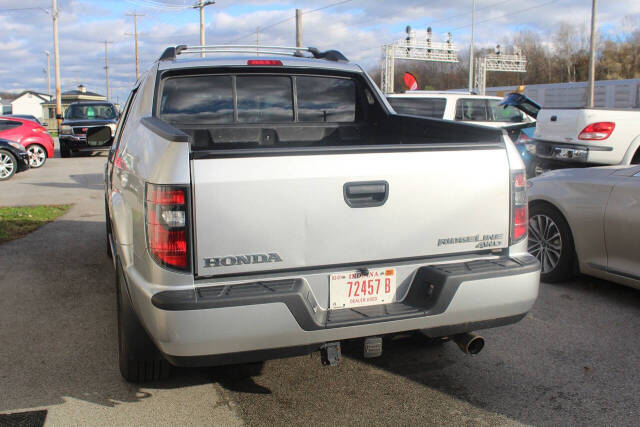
225,0,354,44
0,6,49,13
448,0,560,31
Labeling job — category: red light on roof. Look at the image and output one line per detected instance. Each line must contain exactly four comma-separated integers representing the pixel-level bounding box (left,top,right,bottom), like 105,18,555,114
247,59,283,66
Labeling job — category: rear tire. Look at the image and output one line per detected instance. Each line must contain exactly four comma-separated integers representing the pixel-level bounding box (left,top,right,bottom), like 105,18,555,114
116,259,171,382
528,203,575,283
0,150,17,181
27,144,47,168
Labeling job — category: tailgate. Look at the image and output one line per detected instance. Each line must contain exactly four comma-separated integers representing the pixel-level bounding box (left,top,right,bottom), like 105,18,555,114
192,148,510,276
534,109,583,142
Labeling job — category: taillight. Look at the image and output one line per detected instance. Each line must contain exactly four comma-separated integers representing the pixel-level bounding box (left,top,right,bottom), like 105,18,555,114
578,122,615,140
145,183,190,271
510,170,528,244
516,132,531,143
33,126,48,134
247,59,283,66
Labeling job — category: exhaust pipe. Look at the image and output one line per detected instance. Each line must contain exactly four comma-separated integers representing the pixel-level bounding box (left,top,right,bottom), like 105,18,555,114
452,332,485,355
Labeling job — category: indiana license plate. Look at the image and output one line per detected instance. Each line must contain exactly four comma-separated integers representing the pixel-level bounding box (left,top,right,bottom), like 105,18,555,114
329,268,396,310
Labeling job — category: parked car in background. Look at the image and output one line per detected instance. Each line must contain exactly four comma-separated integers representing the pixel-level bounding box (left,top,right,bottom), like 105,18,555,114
502,92,640,175
0,138,30,181
2,114,42,125
59,101,119,158
0,116,54,168
386,92,535,128
104,45,539,383
527,164,640,288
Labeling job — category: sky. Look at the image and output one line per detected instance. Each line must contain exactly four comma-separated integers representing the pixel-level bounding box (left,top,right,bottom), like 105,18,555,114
0,0,638,104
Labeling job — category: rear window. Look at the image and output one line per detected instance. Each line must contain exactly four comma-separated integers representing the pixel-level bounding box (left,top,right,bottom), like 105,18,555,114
454,98,526,123
387,97,446,119
161,75,233,123
297,76,355,122
236,75,293,123
455,98,488,121
488,99,525,123
158,74,356,124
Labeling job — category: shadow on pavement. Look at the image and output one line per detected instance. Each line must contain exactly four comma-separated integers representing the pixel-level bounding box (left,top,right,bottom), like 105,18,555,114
29,173,105,190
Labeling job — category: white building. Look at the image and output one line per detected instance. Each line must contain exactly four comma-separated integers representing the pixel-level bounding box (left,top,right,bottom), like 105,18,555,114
11,91,52,121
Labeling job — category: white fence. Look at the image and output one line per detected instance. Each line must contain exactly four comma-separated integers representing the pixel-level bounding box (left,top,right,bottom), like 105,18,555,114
484,79,640,109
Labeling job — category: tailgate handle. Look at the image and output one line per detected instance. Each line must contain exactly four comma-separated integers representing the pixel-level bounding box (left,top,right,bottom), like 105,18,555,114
343,181,389,208
550,115,557,121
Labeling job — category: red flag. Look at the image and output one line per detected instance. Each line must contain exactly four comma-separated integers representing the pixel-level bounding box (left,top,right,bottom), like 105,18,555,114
403,72,418,90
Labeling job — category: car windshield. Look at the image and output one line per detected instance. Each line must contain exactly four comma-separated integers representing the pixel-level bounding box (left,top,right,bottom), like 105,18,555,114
65,104,116,120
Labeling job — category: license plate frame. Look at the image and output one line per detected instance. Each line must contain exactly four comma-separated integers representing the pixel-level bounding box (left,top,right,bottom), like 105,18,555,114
329,268,397,310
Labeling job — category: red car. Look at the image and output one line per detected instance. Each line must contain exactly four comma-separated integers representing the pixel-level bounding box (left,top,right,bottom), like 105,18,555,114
0,116,54,168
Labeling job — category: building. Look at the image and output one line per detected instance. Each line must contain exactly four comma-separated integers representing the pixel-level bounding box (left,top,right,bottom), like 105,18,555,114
484,79,640,109
0,93,17,115
42,85,106,130
10,91,52,122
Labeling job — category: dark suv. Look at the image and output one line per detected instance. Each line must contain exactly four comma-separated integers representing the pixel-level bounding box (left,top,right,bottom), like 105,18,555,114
59,101,119,157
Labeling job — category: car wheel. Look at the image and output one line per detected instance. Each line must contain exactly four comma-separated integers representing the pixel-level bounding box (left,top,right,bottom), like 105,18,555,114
116,258,171,383
27,144,47,168
59,142,71,158
528,204,575,283
0,150,17,181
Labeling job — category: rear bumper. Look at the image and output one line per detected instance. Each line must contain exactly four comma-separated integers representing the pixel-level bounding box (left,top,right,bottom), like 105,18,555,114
126,254,540,363
532,140,612,165
16,151,30,172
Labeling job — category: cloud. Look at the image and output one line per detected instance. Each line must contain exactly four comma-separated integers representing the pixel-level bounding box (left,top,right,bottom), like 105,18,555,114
0,0,637,103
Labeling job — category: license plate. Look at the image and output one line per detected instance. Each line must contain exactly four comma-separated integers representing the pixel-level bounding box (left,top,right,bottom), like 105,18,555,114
329,268,396,310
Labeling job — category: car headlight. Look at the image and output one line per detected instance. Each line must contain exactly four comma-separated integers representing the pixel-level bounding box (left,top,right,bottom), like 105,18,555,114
8,142,24,151
107,123,117,137
60,125,73,135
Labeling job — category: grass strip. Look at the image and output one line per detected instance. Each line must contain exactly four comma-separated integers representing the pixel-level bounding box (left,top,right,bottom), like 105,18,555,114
0,205,72,244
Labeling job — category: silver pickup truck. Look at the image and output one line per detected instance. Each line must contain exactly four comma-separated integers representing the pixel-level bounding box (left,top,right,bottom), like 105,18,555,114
103,45,540,382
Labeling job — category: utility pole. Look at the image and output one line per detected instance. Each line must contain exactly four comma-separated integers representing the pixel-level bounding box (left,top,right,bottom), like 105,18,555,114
126,11,144,80
193,0,215,57
103,41,112,102
586,0,597,108
256,27,260,55
44,50,51,97
295,9,302,48
468,0,475,93
52,0,62,130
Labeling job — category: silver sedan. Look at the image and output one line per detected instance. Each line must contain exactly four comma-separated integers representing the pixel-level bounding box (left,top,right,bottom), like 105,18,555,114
527,165,640,288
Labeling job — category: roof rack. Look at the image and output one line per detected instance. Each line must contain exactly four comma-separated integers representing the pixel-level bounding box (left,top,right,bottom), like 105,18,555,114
158,45,348,63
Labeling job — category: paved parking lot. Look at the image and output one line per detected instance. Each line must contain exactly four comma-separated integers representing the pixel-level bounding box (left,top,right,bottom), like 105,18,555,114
1,150,639,426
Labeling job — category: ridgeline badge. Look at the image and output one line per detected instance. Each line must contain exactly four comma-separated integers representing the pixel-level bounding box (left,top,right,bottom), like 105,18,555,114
437,234,503,249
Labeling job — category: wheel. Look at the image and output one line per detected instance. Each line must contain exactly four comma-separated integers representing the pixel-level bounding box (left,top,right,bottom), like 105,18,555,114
27,144,47,168
116,259,171,382
0,150,17,181
528,203,576,283
59,142,70,158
